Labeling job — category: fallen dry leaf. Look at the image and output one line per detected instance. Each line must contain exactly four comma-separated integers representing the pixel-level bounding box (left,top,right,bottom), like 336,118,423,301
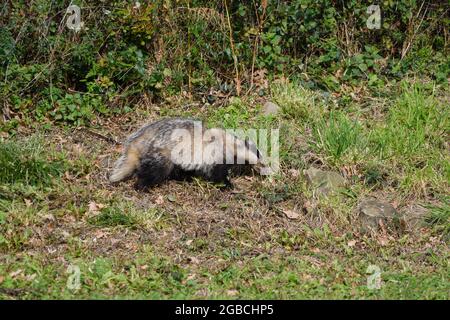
94,229,107,239
227,289,239,296
189,257,200,264
10,269,23,278
155,195,164,205
64,171,72,180
26,274,37,281
186,274,196,281
377,236,389,246
302,274,313,281
283,209,300,220
347,240,357,247
302,200,315,213
42,213,56,222
288,169,300,178
88,201,105,215
24,199,32,207
71,144,84,155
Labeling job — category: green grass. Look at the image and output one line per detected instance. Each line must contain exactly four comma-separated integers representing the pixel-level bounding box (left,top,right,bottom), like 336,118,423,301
369,83,449,195
371,83,447,160
270,82,323,121
313,111,363,165
0,80,449,300
0,135,67,186
88,207,138,228
1,240,448,299
425,198,450,240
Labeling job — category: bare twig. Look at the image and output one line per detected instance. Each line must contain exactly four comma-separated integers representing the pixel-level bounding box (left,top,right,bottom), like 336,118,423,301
224,0,241,96
401,1,428,60
78,127,121,145
248,0,267,94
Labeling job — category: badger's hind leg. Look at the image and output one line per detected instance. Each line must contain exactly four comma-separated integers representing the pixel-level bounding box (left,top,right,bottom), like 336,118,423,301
207,164,232,188
135,153,173,191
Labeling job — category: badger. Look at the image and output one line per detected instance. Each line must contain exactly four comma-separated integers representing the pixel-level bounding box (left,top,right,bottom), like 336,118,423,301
109,118,270,190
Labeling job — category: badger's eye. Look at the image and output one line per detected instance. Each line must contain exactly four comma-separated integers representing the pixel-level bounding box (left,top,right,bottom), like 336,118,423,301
244,138,249,148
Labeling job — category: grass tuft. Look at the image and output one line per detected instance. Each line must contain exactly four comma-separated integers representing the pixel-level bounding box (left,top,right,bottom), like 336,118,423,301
0,135,66,186
88,207,137,228
271,82,323,121
313,111,364,165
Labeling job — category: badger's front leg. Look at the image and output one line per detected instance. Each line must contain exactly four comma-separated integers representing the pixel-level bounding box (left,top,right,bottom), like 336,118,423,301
207,164,232,188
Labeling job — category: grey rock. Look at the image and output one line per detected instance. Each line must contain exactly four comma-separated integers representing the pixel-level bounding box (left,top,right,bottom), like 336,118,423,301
262,101,280,116
358,198,399,232
305,167,346,196
401,204,429,231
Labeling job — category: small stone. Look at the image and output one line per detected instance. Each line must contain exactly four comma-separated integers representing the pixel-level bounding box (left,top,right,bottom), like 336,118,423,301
262,101,280,116
304,167,346,196
358,198,399,233
401,205,429,231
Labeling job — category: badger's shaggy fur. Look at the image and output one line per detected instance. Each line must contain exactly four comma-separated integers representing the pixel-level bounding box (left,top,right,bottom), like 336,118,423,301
110,118,269,190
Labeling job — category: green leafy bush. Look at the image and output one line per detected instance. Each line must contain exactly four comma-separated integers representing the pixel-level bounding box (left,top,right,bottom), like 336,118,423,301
0,0,448,127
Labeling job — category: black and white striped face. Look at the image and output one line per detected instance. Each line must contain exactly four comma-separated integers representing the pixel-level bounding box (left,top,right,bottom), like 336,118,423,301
244,137,261,161
205,129,260,166
202,129,273,175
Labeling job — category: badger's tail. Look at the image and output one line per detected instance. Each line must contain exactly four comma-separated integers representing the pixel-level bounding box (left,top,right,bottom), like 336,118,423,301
109,146,140,183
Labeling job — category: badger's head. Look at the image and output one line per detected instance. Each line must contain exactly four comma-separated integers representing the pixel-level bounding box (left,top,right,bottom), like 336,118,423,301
207,129,272,176
243,137,274,175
